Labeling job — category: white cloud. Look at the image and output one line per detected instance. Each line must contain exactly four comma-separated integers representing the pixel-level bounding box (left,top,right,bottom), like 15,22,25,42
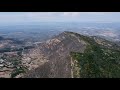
82,12,106,15
62,12,80,17
0,12,119,23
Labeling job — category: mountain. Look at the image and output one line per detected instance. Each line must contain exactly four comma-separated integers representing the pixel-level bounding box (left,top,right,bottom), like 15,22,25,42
22,31,120,78
0,31,120,78
23,31,87,78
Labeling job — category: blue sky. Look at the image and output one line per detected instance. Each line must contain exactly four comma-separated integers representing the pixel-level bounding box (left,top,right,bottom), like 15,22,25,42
0,12,120,24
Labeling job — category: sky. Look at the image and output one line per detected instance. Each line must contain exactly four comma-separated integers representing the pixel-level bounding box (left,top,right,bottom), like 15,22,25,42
0,12,120,24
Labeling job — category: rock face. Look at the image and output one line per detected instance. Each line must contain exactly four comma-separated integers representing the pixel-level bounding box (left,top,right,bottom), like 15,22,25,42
24,31,88,78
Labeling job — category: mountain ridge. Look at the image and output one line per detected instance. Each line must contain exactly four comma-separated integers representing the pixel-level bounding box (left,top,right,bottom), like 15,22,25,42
23,31,87,78
0,31,119,78
23,31,120,78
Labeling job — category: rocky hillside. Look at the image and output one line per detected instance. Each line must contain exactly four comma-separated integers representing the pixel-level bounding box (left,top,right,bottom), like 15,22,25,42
23,31,120,78
2,31,120,78
23,31,87,78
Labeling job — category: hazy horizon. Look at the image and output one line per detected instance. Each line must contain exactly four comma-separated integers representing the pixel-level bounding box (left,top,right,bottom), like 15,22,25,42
0,12,120,25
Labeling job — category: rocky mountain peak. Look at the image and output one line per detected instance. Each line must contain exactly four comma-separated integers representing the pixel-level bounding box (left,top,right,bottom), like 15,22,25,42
23,31,88,78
